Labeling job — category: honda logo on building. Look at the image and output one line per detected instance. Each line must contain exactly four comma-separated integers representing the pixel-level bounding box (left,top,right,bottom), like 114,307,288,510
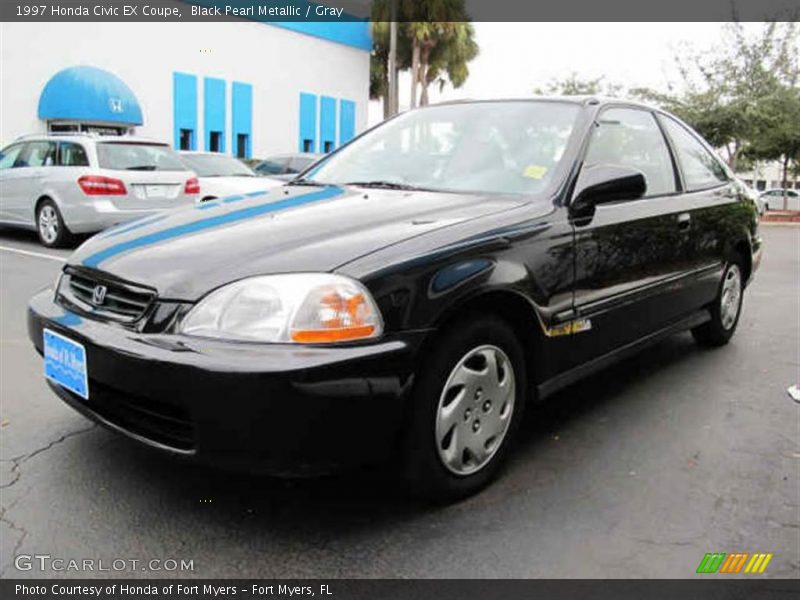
108,98,123,113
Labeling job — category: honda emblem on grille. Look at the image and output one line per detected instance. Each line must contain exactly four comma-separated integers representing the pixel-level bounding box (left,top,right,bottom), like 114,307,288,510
92,284,107,305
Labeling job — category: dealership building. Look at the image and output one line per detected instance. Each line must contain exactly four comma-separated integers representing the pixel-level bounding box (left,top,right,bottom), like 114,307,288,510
0,20,371,158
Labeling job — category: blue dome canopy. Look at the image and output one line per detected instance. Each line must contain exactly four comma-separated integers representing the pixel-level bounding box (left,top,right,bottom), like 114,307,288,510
38,66,143,125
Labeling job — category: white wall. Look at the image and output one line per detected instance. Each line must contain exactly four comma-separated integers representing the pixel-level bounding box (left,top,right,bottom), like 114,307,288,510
0,21,369,157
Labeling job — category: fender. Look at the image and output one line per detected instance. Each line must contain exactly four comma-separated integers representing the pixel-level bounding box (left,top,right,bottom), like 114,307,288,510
360,213,575,338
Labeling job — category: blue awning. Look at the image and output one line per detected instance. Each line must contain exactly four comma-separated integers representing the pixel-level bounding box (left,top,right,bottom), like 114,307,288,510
38,66,143,125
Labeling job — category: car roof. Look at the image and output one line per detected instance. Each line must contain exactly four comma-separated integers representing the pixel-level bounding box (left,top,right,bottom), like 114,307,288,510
427,96,661,112
11,133,168,145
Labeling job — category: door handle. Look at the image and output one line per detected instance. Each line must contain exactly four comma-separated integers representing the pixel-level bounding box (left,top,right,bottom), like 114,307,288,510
677,212,691,231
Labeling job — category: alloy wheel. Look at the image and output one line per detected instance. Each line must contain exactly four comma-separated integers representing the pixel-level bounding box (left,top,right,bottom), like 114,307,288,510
38,205,59,245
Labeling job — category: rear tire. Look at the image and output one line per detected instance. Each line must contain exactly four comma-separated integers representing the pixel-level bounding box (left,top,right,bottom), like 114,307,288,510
36,200,74,248
401,315,526,502
692,259,744,347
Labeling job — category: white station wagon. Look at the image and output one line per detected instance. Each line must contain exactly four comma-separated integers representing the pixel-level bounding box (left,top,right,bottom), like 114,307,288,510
0,134,200,247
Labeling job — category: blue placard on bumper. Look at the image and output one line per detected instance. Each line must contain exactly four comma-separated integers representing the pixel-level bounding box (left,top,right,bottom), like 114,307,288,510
44,328,89,399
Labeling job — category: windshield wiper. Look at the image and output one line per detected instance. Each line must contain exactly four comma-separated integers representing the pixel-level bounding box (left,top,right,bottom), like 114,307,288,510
343,180,429,191
125,165,157,171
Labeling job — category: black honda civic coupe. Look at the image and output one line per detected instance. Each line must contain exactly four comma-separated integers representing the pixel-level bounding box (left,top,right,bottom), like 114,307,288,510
28,98,762,500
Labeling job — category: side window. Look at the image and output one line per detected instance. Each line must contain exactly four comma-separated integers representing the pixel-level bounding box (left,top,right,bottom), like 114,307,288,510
660,116,728,191
19,141,57,168
0,144,24,170
58,142,90,167
584,108,676,197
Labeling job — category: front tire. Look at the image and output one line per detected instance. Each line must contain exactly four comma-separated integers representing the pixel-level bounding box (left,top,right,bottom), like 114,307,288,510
402,315,526,502
36,200,73,248
692,260,744,347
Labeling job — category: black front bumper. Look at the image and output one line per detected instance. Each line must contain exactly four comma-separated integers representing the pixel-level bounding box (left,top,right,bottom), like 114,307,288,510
28,288,426,475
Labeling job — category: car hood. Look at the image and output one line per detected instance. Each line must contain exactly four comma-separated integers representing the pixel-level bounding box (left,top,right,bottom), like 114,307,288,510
68,185,522,301
198,176,282,197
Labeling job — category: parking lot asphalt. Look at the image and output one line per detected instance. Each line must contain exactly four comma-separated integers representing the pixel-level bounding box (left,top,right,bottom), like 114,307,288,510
0,225,798,579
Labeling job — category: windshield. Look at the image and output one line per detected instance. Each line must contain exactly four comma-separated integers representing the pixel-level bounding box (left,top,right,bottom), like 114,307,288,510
97,142,187,171
181,154,256,177
307,101,581,195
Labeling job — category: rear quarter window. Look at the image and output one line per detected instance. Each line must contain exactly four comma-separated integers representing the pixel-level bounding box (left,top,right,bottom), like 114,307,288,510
660,116,729,191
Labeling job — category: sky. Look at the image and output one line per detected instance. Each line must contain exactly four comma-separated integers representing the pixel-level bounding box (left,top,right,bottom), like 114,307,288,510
368,22,750,124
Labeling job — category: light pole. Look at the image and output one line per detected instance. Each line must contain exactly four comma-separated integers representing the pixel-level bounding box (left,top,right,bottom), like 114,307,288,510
388,0,398,117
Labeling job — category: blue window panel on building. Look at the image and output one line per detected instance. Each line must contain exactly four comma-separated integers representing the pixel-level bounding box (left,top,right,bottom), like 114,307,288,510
319,96,337,153
173,72,197,150
339,99,356,145
231,82,253,159
204,77,226,153
299,92,317,153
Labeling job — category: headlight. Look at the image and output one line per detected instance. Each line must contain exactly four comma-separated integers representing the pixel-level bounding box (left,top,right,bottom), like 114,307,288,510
181,274,383,343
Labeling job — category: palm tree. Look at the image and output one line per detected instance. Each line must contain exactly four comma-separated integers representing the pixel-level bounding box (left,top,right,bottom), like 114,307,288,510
403,0,473,108
419,22,479,106
370,0,478,115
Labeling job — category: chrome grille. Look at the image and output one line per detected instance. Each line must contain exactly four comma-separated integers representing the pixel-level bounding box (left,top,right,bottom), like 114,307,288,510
58,270,155,323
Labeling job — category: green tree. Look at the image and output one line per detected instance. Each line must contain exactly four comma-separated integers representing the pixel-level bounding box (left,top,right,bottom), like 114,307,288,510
633,22,799,171
370,0,478,115
747,85,800,208
533,73,623,97
418,22,478,106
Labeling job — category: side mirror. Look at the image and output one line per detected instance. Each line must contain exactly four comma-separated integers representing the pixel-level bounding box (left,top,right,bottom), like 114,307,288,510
570,165,647,215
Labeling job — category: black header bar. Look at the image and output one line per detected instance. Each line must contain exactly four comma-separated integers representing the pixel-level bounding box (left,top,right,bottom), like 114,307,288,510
1,0,799,22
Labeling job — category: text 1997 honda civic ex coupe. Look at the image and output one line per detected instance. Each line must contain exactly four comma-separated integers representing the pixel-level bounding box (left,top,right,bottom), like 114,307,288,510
28,98,762,501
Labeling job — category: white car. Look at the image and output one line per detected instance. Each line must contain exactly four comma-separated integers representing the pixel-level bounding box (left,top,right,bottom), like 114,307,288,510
0,134,199,247
179,152,282,202
759,188,800,211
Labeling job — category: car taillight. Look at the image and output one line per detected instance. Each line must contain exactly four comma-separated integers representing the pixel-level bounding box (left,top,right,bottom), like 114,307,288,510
184,177,200,195
78,175,127,196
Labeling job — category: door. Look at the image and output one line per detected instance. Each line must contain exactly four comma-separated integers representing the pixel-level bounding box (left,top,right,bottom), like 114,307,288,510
0,142,26,223
566,106,696,367
4,141,56,224
658,114,740,308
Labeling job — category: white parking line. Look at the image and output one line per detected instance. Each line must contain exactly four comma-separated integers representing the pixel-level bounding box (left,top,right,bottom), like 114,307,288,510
0,245,66,262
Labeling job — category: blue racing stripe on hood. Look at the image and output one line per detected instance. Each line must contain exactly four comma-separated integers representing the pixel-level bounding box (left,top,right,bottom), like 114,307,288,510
98,214,168,239
82,186,344,268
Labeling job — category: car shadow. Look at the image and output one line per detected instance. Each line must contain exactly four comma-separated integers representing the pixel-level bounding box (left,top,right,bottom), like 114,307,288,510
516,332,703,448
0,226,40,245
87,331,705,536
0,225,88,249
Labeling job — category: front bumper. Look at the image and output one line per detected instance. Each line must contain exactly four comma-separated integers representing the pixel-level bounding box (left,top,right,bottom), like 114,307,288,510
28,288,426,475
